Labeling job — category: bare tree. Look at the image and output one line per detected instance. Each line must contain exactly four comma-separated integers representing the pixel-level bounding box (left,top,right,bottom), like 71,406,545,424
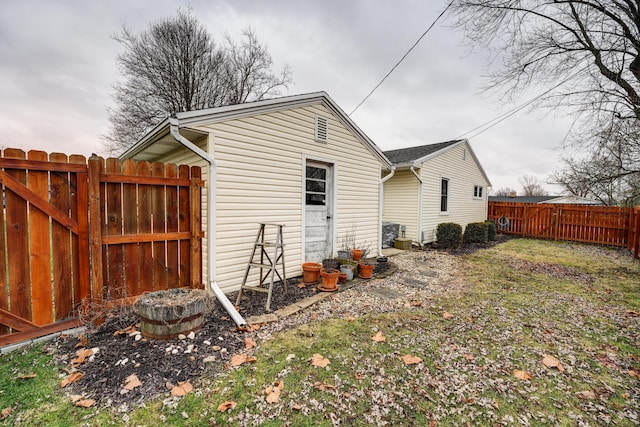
519,175,547,196
492,187,517,196
449,1,640,203
103,9,291,154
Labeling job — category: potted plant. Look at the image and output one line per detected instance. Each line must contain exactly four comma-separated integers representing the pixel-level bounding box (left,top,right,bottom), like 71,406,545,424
357,246,375,279
319,268,340,291
337,226,356,259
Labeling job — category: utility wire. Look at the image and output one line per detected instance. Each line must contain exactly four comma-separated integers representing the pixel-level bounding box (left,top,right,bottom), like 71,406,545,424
349,0,456,116
456,64,591,140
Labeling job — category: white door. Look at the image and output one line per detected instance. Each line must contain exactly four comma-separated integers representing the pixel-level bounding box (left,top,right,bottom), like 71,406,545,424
304,162,333,263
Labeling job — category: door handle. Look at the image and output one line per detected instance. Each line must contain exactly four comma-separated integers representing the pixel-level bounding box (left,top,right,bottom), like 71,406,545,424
326,216,332,220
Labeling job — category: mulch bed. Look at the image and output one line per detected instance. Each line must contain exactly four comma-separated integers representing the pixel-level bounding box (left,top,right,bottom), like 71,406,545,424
51,277,316,406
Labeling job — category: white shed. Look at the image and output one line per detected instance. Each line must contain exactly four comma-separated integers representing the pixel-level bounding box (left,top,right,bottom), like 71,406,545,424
383,139,491,245
121,92,392,294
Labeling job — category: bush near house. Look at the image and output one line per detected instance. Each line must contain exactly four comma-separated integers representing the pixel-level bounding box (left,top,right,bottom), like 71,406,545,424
464,222,489,244
485,220,496,241
436,223,463,249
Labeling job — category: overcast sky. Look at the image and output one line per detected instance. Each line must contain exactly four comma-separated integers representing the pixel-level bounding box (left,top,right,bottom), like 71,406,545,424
0,0,575,193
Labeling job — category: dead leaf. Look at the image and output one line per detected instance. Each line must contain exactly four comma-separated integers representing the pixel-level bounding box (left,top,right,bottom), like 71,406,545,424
297,282,307,288
576,390,596,400
244,337,257,349
74,399,96,408
292,403,302,410
171,381,194,397
463,354,474,362
345,315,355,322
371,331,386,343
628,368,640,378
16,373,37,379
123,373,142,391
442,311,454,320
400,354,422,365
217,401,236,412
311,353,330,368
513,370,532,381
410,300,423,307
71,348,94,366
541,354,565,372
60,372,84,388
113,325,136,336
626,309,639,318
230,354,257,367
0,407,12,420
314,381,337,391
265,387,280,404
75,334,88,348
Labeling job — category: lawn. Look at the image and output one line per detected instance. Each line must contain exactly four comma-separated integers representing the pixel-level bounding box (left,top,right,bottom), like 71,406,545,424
1,238,639,426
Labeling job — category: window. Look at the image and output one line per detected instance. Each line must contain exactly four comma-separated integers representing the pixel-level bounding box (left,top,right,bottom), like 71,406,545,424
315,116,328,142
440,178,449,212
306,165,327,205
474,185,483,199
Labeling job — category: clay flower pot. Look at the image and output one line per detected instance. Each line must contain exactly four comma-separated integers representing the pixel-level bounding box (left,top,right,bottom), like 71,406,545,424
358,262,375,279
351,249,363,261
302,262,322,284
318,268,340,291
339,272,347,283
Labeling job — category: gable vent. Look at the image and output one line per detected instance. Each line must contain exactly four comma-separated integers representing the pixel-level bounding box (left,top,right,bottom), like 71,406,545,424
315,115,328,142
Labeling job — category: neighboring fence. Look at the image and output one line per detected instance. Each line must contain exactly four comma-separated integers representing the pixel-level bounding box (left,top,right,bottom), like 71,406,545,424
0,148,203,346
488,202,640,258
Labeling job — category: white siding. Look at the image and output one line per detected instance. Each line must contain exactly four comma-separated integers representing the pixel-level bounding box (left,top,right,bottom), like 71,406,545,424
420,142,490,243
200,104,382,292
382,169,420,241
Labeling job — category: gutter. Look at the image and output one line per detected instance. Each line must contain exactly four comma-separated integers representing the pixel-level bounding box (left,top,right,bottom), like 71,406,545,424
410,165,423,244
378,166,396,255
168,118,246,326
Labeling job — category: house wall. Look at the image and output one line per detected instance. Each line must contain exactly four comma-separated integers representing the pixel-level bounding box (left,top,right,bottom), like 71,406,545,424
382,169,420,241
419,142,490,243
161,103,383,293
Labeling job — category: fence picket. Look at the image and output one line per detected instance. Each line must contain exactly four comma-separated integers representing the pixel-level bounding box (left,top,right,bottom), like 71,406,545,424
137,161,154,293
152,162,167,291
165,164,179,289
122,160,139,297
178,165,190,288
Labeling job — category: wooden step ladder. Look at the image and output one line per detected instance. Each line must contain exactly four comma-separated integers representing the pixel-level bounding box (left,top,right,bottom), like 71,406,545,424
235,222,287,311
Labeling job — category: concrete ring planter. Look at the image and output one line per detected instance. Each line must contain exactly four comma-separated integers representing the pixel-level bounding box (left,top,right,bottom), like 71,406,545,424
136,288,208,340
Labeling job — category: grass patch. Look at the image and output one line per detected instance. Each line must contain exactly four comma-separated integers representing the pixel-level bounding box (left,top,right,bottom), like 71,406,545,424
3,239,639,425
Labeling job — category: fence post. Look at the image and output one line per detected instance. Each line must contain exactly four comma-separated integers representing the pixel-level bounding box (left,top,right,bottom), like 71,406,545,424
87,156,104,324
190,167,203,288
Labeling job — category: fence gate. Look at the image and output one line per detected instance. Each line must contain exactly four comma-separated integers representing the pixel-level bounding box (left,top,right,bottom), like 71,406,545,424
0,149,203,346
0,149,90,345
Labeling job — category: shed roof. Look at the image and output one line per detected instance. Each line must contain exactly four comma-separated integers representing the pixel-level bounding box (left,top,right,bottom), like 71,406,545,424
120,91,392,168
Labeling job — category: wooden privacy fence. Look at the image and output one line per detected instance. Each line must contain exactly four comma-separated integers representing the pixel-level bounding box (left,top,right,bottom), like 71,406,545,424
0,148,203,346
488,202,640,258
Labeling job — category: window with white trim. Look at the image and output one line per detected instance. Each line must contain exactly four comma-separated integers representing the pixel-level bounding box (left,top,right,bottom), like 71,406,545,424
474,185,483,199
440,178,449,212
315,115,328,142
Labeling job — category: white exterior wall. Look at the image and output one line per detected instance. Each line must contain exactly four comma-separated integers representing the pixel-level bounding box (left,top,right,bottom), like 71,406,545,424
195,104,383,293
382,169,420,241
420,142,490,243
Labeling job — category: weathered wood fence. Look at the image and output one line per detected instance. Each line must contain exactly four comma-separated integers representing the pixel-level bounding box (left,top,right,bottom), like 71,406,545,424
0,148,203,346
488,202,640,258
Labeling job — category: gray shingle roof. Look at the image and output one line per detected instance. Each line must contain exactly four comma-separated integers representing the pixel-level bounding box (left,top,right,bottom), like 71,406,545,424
489,196,557,203
383,140,463,165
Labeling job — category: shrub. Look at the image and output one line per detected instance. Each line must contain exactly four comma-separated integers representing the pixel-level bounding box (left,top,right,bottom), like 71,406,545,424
464,222,489,244
436,223,462,249
485,220,496,241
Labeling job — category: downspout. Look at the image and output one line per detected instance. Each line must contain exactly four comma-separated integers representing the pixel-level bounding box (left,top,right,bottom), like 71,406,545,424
169,118,246,326
410,165,423,244
378,166,396,256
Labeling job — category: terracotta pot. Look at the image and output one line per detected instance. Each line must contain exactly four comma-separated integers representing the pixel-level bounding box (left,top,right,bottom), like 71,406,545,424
352,249,363,261
339,272,347,283
319,268,340,291
302,262,322,284
358,262,374,279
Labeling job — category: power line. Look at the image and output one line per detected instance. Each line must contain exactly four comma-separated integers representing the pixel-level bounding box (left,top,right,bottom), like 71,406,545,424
349,0,455,116
456,65,590,140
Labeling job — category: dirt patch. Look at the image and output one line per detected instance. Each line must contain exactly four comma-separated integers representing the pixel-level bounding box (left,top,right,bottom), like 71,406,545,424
51,277,315,406
507,258,594,284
